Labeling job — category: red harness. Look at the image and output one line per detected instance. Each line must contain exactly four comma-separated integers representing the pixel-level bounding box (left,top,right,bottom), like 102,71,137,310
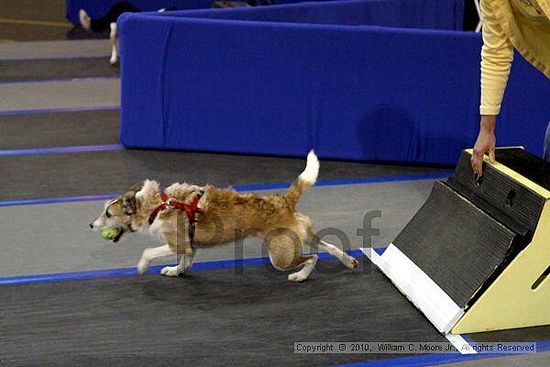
148,192,205,225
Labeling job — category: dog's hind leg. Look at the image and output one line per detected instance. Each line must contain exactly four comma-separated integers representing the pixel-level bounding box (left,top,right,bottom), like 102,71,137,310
313,238,358,269
137,244,174,274
318,241,359,269
266,231,318,282
287,255,318,282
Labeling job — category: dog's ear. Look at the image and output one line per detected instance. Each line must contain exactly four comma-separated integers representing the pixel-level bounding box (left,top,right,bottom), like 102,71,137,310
128,182,144,193
135,179,160,202
121,193,137,215
121,183,143,215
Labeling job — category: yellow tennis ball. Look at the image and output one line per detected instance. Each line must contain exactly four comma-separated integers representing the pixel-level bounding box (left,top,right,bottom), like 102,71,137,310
100,227,121,241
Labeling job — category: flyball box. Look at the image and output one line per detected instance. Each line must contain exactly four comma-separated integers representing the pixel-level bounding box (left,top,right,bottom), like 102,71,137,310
366,148,550,334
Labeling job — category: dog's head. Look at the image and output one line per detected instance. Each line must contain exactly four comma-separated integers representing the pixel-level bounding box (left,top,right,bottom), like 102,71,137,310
89,181,156,242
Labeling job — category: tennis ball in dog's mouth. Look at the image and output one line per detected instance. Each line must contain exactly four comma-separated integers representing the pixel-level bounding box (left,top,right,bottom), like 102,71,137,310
100,227,122,241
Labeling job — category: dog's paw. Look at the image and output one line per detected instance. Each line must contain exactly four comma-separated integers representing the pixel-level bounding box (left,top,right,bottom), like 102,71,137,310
346,257,359,269
288,272,308,282
160,265,180,277
110,56,119,66
137,258,150,274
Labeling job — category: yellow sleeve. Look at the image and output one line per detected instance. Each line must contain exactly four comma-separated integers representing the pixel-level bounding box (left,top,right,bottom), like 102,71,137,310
480,0,515,115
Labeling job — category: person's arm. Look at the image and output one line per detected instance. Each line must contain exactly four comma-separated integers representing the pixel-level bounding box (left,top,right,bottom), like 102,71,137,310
471,0,514,176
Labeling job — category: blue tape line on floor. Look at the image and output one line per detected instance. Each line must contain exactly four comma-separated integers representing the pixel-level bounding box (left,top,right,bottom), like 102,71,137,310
0,76,119,85
0,249,367,286
0,193,119,207
0,172,452,207
0,105,119,116
0,144,124,157
332,339,550,367
235,172,452,192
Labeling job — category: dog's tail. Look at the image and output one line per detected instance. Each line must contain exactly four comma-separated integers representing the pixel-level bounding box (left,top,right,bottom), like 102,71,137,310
286,150,319,209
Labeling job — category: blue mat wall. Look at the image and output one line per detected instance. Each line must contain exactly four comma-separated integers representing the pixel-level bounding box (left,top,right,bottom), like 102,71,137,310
153,0,465,30
119,0,550,165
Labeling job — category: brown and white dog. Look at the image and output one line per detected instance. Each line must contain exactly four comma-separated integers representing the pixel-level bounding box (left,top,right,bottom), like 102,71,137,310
90,151,358,281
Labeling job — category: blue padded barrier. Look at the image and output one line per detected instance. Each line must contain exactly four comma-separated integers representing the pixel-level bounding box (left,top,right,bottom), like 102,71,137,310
119,0,549,165
152,0,465,30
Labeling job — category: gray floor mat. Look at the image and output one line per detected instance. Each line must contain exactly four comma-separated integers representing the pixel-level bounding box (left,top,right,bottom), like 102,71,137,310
0,57,119,81
1,257,547,367
0,181,432,276
0,0,70,42
0,149,449,201
0,78,119,112
0,109,119,149
0,23,71,42
0,257,447,367
0,40,110,60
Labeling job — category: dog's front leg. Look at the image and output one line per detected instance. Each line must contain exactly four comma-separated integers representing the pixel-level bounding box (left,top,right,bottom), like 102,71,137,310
160,247,196,277
137,244,174,274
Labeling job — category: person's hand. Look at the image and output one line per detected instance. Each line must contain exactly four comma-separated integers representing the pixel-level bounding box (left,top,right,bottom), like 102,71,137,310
471,115,497,177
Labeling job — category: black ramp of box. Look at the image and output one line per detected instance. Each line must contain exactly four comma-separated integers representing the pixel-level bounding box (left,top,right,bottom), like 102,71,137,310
392,181,516,308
